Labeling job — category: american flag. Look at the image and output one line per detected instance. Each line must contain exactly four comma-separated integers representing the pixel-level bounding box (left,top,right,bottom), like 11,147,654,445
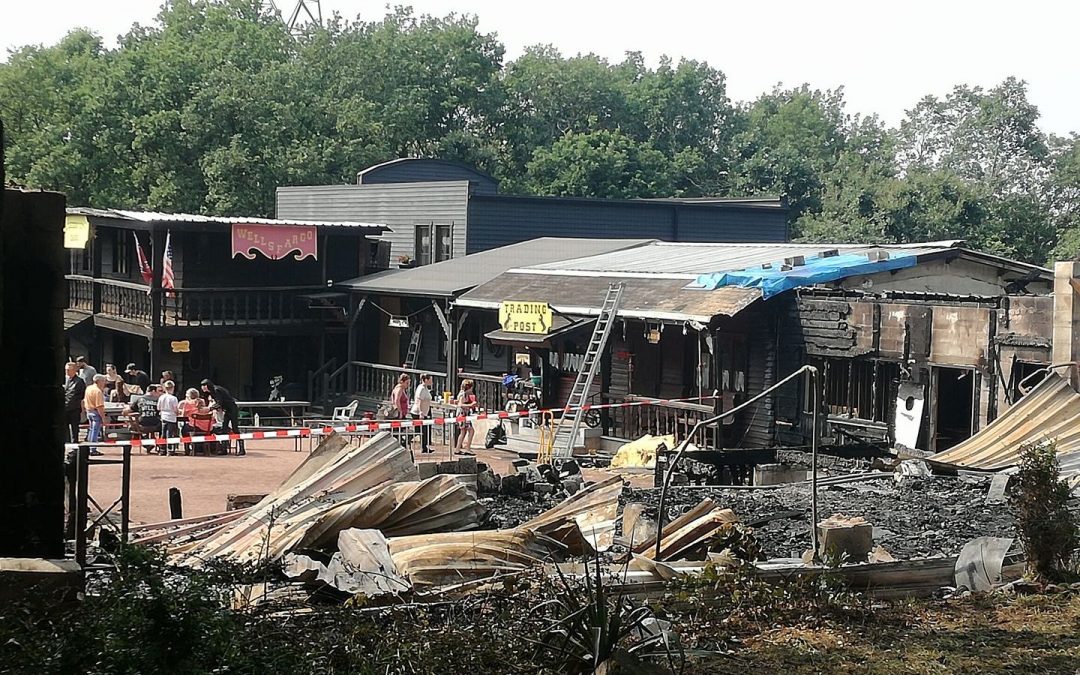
162,230,175,297
134,232,154,288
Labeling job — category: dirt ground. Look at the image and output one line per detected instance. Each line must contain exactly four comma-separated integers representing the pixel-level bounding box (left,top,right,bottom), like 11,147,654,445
89,435,644,525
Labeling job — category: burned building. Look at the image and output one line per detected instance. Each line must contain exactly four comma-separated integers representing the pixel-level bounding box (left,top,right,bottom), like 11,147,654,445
447,240,1053,453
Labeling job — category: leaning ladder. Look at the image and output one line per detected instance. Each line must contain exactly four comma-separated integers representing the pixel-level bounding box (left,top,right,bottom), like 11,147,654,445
403,324,422,369
550,282,625,458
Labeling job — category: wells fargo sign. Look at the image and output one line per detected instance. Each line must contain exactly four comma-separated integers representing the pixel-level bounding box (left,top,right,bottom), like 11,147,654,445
499,301,552,334
231,224,317,261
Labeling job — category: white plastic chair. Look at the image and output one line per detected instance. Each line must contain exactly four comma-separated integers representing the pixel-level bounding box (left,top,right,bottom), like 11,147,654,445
332,400,359,421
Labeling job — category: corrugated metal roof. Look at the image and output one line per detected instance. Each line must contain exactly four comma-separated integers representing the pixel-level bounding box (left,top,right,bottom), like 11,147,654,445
67,207,389,231
931,372,1080,484
455,273,761,322
337,238,654,298
523,241,969,278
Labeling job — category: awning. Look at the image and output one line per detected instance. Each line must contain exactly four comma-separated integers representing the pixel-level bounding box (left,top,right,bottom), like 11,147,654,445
485,316,595,347
930,372,1080,487
458,272,761,323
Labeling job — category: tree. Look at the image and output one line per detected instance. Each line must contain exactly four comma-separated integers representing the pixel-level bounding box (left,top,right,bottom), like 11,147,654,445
728,86,852,226
525,129,676,199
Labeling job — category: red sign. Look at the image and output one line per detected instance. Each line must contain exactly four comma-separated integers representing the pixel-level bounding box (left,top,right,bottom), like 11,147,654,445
231,224,318,261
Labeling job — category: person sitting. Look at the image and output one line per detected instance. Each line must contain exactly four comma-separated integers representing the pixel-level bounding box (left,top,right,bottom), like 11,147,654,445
178,388,213,455
124,383,162,449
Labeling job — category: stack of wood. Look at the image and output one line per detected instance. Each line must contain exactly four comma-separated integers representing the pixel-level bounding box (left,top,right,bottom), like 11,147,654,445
629,498,740,562
172,432,467,566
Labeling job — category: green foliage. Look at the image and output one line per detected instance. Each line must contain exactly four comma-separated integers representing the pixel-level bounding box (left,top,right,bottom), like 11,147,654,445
1008,442,1079,582
526,129,677,198
1,3,1078,262
531,559,680,673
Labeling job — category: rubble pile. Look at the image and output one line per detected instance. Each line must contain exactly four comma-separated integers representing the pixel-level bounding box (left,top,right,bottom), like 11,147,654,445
623,474,1017,559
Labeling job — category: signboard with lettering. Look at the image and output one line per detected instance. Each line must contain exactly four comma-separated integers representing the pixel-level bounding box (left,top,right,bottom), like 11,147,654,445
170,340,191,353
499,301,552,334
231,224,317,261
64,215,91,249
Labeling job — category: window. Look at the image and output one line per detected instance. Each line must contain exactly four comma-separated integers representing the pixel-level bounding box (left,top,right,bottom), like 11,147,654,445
435,223,452,262
414,223,453,266
112,231,131,276
811,357,898,423
69,246,91,274
414,224,433,266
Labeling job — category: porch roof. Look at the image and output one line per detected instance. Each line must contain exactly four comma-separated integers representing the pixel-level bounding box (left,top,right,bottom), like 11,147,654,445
456,273,760,323
455,240,1052,323
336,237,655,298
67,207,390,233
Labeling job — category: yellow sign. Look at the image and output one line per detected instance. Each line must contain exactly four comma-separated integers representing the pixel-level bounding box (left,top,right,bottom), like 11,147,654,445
499,301,552,334
64,215,90,249
170,340,191,353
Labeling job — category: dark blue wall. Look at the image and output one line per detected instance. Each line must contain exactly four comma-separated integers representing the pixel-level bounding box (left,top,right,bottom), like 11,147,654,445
358,159,499,195
465,195,789,254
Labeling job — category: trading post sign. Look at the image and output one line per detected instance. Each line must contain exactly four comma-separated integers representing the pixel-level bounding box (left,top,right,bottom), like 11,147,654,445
499,301,552,334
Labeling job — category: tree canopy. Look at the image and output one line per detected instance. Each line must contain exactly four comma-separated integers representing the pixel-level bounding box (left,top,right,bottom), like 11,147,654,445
2,0,1077,264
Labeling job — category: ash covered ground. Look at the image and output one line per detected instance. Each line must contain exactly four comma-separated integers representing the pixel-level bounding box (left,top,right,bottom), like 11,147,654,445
482,474,1021,560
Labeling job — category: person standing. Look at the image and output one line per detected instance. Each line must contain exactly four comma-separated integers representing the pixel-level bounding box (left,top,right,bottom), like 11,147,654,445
410,373,434,454
158,381,180,456
104,363,122,397
76,356,97,386
454,379,478,453
201,379,244,456
63,361,86,444
390,374,411,419
126,363,151,393
82,374,107,456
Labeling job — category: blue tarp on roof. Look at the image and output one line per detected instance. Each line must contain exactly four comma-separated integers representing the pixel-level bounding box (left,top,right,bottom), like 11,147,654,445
693,251,918,299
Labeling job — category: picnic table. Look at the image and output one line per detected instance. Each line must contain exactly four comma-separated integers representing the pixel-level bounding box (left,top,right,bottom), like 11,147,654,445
235,400,310,427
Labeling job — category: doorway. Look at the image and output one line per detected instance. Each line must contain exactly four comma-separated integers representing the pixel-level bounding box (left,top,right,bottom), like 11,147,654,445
932,367,976,451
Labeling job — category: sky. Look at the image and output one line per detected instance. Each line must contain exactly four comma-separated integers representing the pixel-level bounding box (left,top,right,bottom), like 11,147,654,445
2,0,1077,136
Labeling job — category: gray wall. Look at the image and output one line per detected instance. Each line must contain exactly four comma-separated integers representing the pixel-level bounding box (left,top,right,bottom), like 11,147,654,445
276,181,470,264
465,196,788,253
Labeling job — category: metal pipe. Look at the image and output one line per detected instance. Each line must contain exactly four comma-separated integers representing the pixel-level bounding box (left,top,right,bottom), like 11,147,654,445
654,364,818,559
1016,361,1078,395
810,366,820,562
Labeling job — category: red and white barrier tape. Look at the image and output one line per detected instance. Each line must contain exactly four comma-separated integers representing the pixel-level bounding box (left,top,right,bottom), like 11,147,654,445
65,394,719,450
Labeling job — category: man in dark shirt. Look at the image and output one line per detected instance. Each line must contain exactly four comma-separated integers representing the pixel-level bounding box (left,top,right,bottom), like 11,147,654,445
63,361,87,444
126,363,151,393
201,379,244,455
124,384,162,444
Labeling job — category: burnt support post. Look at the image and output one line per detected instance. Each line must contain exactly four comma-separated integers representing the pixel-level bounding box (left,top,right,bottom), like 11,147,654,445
1052,261,1080,389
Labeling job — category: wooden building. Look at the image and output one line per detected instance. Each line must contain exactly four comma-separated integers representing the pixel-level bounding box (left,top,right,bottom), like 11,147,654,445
358,239,1051,453
63,208,388,399
275,158,790,265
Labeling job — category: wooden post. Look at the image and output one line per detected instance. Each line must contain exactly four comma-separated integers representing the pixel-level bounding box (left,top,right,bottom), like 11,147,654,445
1052,261,1080,389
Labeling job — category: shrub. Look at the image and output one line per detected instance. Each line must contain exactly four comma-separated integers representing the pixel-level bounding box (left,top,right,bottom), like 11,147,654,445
1008,441,1079,582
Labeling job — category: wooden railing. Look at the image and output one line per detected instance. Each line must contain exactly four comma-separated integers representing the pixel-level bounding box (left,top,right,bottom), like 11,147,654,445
334,361,450,410
308,357,339,406
67,275,94,312
459,372,505,413
65,276,328,328
607,395,718,446
160,286,324,327
99,278,153,324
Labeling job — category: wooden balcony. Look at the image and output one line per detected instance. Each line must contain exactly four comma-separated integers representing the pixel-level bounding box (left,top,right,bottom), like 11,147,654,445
66,275,329,331
160,286,325,327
